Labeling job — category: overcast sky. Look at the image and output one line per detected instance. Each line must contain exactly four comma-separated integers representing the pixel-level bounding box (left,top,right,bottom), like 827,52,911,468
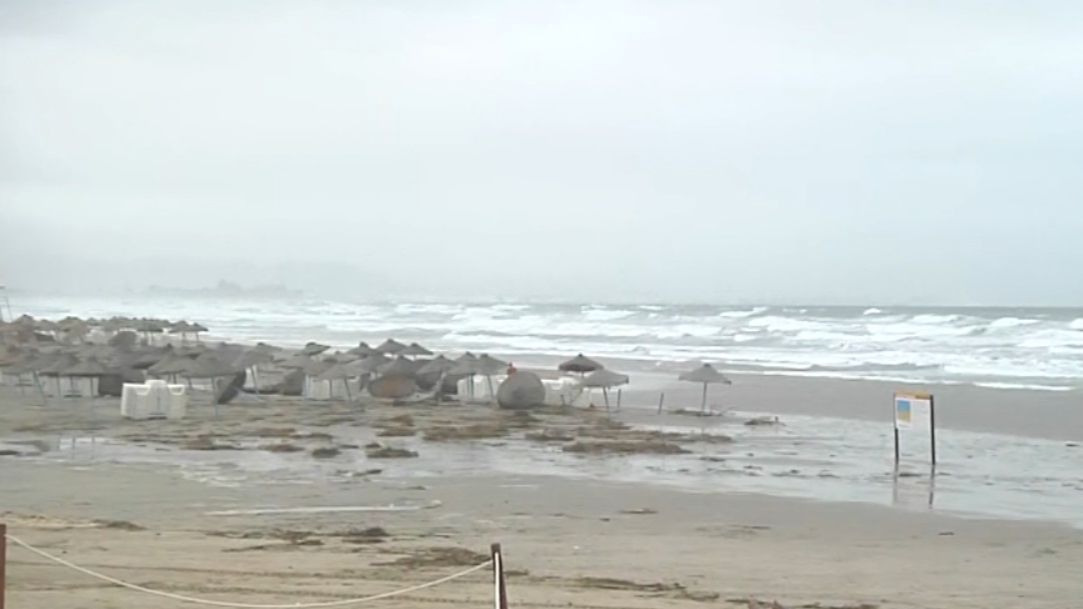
2,1,1081,304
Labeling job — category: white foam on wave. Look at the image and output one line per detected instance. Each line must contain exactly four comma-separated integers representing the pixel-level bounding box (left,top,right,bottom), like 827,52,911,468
988,316,1041,329
14,296,1083,386
973,382,1075,392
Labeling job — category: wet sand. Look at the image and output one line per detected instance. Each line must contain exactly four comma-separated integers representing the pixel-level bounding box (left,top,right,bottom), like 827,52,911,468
2,380,1082,608
511,355,1083,442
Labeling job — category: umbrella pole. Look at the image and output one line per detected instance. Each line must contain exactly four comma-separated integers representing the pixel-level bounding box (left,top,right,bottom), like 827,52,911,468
603,387,610,412
250,366,265,403
33,372,47,406
486,375,495,404
617,388,622,411
212,377,220,418
344,377,352,402
701,382,708,413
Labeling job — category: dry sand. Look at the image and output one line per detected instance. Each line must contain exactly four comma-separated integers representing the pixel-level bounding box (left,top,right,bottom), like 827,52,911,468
1,383,1082,609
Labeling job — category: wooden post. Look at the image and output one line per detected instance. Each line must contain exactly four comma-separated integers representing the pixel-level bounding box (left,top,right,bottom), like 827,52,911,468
892,395,900,466
616,388,622,411
656,392,665,414
1,522,7,609
929,394,937,466
700,382,708,413
490,543,508,609
602,388,610,411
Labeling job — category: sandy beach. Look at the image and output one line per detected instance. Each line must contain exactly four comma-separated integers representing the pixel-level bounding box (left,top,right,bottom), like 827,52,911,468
2,375,1081,609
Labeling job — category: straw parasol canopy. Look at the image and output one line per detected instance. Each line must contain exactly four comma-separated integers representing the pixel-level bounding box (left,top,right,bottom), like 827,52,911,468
300,358,333,377
39,353,79,376
375,338,407,355
417,355,454,376
348,341,377,357
353,353,390,374
316,361,352,381
582,368,630,410
379,355,418,378
448,354,481,376
183,352,240,379
558,354,603,374
678,363,732,413
108,331,139,349
339,357,372,378
65,356,114,377
147,351,193,376
476,354,507,375
279,352,315,368
300,341,330,356
400,342,433,358
233,348,276,370
582,369,629,388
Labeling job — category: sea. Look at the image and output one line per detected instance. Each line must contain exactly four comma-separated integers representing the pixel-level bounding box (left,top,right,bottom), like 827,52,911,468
6,294,1083,527
11,296,1083,391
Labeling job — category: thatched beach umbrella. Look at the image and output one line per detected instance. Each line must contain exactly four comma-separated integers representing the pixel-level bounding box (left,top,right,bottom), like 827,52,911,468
57,318,90,344
183,352,240,379
400,342,433,358
449,352,480,399
348,341,377,357
414,355,454,398
65,356,114,397
375,338,407,355
190,323,208,343
169,320,193,343
379,355,419,378
136,319,166,344
300,358,333,377
582,368,630,410
316,361,357,400
417,355,454,376
234,348,276,394
148,350,194,380
39,352,79,396
678,363,732,413
355,352,389,373
475,354,507,402
558,353,603,375
183,352,244,409
108,330,139,349
300,341,330,356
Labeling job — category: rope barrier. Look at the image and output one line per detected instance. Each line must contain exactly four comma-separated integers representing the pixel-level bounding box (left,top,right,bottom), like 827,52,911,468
4,532,491,608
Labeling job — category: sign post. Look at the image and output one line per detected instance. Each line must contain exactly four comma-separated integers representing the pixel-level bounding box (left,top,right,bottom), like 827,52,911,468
1,522,6,609
893,392,936,466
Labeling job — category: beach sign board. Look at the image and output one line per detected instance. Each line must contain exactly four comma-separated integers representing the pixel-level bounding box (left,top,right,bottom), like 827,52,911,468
892,391,937,465
894,393,932,430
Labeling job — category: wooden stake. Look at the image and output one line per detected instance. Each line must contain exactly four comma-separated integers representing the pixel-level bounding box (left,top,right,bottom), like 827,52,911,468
929,394,937,466
1,522,7,609
657,392,665,414
490,543,508,609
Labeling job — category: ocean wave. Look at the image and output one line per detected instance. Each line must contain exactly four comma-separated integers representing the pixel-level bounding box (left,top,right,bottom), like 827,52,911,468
988,316,1041,329
13,296,1083,386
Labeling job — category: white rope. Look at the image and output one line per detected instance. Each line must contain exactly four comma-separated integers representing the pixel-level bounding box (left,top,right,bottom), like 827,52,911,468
5,533,491,608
